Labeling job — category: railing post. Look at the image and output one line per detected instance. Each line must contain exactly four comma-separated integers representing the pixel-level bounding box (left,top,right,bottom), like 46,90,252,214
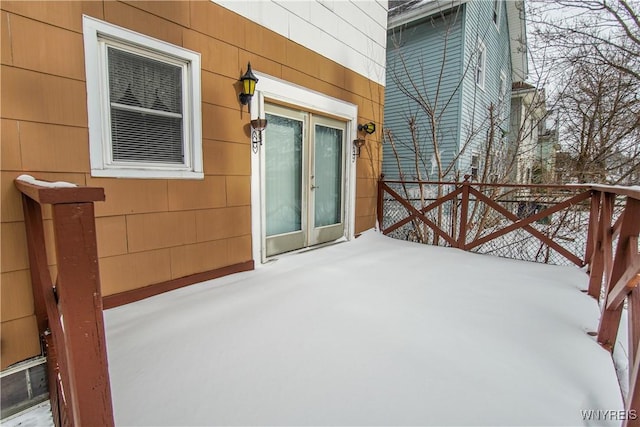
15,177,113,427
377,178,384,232
588,192,614,299
584,190,601,274
51,201,114,426
623,341,640,427
597,197,640,351
625,284,640,427
457,179,470,250
21,195,51,337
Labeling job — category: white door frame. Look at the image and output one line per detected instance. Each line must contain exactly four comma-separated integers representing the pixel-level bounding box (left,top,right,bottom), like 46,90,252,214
249,72,358,265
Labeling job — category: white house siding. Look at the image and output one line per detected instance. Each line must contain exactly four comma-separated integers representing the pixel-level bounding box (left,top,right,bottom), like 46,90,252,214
506,1,528,83
213,0,388,86
458,0,513,179
510,86,546,184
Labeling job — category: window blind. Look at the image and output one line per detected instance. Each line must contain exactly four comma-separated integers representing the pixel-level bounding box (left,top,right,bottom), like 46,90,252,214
107,47,184,164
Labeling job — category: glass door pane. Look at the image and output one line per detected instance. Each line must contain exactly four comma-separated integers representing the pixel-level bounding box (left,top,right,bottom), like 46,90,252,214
265,113,303,236
314,124,343,227
309,116,346,247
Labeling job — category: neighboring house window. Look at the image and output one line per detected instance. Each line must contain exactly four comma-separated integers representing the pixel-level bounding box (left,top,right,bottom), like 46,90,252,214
83,16,203,179
475,42,486,90
471,154,479,181
493,0,500,27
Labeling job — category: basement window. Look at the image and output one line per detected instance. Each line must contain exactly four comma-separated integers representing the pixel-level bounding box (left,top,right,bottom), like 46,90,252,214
83,16,203,179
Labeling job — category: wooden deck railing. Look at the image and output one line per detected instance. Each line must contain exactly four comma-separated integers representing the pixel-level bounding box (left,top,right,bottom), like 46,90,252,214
378,179,640,424
589,185,640,427
14,176,114,427
378,179,596,265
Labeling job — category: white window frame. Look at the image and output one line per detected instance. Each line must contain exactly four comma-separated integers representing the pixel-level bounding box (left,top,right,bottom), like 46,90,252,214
498,71,507,123
83,16,203,179
471,153,479,181
475,41,486,90
493,0,501,28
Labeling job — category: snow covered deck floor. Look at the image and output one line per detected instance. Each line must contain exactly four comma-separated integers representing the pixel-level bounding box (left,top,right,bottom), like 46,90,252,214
104,232,623,426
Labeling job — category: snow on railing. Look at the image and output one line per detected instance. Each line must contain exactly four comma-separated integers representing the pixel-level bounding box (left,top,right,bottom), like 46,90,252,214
14,176,113,427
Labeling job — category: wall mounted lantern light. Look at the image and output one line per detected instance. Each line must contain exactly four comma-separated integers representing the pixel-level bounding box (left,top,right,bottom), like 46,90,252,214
353,122,375,160
358,122,376,135
352,138,366,161
239,62,258,107
251,118,268,153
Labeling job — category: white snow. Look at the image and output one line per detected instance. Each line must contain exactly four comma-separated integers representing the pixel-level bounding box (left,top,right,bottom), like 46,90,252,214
2,401,53,427
16,174,77,188
102,231,623,426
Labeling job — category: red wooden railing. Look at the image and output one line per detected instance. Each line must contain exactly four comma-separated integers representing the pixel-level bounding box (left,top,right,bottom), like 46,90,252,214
588,186,640,427
378,179,640,424
378,179,594,265
14,177,114,427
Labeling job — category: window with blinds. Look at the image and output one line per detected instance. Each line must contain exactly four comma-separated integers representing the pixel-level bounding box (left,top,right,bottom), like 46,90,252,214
108,47,184,164
83,16,202,179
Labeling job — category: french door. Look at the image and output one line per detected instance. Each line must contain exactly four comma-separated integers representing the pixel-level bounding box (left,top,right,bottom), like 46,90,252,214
264,104,346,257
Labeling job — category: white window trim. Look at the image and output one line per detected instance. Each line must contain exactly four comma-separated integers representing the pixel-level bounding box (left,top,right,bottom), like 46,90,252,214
248,72,358,265
498,70,507,123
493,0,501,30
83,15,203,179
475,41,486,90
471,153,480,181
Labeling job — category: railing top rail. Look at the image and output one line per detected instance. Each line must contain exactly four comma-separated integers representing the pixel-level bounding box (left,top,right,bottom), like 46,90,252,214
15,177,105,205
380,180,586,190
589,184,640,201
380,180,640,199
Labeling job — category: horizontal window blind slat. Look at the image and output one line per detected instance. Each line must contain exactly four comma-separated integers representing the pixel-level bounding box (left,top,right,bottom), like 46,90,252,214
110,102,183,119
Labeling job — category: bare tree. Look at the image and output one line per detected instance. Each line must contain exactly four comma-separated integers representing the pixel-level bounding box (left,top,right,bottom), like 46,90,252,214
384,4,504,244
383,2,550,244
528,0,640,184
558,48,640,183
530,0,640,81
385,5,499,184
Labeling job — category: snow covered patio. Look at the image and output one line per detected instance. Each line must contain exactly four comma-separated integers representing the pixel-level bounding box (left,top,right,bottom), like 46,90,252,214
103,231,623,426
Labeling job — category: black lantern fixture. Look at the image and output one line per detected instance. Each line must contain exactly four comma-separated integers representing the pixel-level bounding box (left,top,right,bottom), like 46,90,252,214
358,122,376,134
239,62,258,106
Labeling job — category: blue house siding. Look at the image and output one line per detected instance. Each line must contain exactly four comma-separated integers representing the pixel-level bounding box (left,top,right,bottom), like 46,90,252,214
384,6,465,180
384,0,516,182
458,0,513,179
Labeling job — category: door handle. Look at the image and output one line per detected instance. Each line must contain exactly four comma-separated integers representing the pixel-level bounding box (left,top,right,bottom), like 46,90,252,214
311,185,319,190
